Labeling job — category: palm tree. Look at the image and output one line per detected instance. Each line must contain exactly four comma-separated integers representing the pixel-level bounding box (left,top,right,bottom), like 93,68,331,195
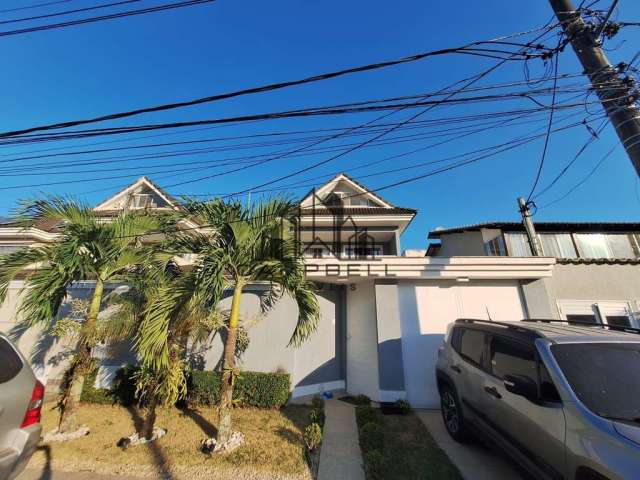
146,197,320,445
0,197,162,433
109,262,221,439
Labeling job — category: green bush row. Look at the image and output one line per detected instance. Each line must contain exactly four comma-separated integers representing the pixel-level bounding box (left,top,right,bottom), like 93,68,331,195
82,367,291,409
188,370,290,408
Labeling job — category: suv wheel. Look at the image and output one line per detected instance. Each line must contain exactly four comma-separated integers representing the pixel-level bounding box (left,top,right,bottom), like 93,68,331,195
440,384,472,442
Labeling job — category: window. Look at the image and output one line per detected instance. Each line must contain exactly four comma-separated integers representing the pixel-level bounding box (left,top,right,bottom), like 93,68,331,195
552,343,640,421
575,234,612,259
504,233,532,257
0,337,23,383
489,336,537,380
344,245,382,259
539,363,561,403
557,300,638,328
458,329,486,366
565,314,599,325
131,193,153,208
450,327,462,351
539,233,577,258
606,234,636,258
484,237,506,256
312,248,323,259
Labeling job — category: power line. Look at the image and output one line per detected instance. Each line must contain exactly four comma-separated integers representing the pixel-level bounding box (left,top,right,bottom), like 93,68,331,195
0,0,216,38
526,36,562,201
0,25,558,139
0,0,74,14
0,0,141,25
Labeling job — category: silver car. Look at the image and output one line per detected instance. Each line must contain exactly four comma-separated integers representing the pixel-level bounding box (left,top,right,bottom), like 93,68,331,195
0,333,44,480
435,319,640,480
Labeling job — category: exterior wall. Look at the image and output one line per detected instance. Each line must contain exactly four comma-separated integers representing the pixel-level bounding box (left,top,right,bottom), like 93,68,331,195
374,280,405,402
1,280,346,398
198,284,345,397
0,281,100,396
398,280,526,408
345,281,380,400
435,231,485,256
522,263,640,318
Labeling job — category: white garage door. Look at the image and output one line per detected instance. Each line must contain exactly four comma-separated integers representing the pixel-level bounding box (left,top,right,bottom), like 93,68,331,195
398,280,526,408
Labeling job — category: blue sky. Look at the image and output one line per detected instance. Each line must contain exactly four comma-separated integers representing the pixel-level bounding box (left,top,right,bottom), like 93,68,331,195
1,0,640,249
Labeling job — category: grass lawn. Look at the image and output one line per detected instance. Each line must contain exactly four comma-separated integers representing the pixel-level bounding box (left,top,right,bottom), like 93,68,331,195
28,402,314,480
378,413,462,480
356,406,462,480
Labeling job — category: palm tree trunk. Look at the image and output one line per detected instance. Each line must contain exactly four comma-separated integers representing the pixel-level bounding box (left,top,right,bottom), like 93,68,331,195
217,279,243,443
59,278,105,433
142,393,159,440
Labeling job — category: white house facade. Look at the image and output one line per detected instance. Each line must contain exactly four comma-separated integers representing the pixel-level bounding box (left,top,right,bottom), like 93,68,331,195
0,175,557,408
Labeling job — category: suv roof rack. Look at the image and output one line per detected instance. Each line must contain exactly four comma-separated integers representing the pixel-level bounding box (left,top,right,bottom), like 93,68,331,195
522,319,640,335
454,318,543,338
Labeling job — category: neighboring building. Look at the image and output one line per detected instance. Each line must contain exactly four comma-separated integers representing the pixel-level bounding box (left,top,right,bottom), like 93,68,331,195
429,221,640,329
0,175,556,408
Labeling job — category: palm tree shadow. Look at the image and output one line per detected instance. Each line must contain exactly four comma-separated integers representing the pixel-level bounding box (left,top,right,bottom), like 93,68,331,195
124,405,175,480
179,406,218,438
33,445,52,480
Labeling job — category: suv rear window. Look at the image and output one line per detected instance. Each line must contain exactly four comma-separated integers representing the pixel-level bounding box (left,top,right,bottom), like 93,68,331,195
0,337,23,383
458,329,485,366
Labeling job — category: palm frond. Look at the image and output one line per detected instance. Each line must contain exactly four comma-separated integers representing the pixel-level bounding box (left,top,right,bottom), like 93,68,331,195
0,245,51,302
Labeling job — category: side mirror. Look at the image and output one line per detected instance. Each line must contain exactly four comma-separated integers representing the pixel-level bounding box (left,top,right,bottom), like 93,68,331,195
503,374,537,400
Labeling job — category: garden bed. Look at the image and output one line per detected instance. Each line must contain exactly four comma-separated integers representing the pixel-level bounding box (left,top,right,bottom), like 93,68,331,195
28,402,315,479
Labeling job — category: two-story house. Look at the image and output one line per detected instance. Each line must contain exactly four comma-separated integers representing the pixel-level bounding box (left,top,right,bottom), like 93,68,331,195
428,221,640,328
0,175,557,408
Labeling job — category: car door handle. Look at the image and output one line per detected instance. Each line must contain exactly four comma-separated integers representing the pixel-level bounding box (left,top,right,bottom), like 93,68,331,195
450,365,461,374
484,386,502,399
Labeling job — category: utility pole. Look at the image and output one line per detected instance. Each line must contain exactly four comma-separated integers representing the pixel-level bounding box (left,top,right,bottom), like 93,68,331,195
518,197,542,256
548,0,640,177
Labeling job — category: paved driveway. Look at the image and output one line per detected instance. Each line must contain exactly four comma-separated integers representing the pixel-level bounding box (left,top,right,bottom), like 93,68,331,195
417,410,524,480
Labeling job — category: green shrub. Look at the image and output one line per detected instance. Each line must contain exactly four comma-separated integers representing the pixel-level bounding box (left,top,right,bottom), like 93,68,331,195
304,422,322,452
311,394,325,411
363,450,385,480
309,408,325,427
189,370,290,408
81,365,138,405
355,404,378,426
360,421,384,451
354,394,371,406
395,399,412,415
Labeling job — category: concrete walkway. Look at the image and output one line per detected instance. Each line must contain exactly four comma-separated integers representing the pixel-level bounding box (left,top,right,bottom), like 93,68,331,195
317,399,365,480
417,410,524,480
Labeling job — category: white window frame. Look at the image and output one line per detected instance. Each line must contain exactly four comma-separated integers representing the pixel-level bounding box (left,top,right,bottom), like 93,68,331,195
556,299,638,328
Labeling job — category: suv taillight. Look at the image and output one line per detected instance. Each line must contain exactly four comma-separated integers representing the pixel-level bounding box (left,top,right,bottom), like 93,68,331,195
21,380,44,428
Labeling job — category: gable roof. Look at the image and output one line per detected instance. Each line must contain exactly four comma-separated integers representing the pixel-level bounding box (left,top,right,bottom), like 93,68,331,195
94,176,179,212
428,221,640,238
299,173,397,209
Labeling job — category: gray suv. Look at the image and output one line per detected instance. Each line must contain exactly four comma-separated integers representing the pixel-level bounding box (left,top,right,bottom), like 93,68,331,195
0,333,44,479
436,319,640,480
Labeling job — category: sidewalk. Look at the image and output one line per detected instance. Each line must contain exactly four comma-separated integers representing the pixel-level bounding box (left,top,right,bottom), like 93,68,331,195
416,410,523,480
317,399,365,480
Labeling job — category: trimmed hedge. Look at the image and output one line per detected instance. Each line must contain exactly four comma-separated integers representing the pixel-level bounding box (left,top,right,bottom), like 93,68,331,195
81,367,290,409
81,365,137,405
189,370,290,408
